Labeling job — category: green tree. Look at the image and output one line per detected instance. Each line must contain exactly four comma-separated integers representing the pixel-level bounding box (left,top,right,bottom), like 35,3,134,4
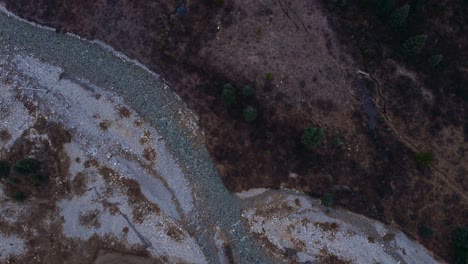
389,4,410,28
415,152,434,166
332,136,344,147
7,177,20,185
452,227,468,264
377,0,395,15
28,174,46,186
419,225,435,238
428,54,443,68
243,106,258,122
13,158,40,175
410,0,428,13
214,0,224,7
266,73,274,81
242,85,255,97
11,191,26,202
401,35,427,57
223,83,235,91
0,160,10,178
321,192,334,208
364,0,395,16
301,126,325,149
222,84,237,107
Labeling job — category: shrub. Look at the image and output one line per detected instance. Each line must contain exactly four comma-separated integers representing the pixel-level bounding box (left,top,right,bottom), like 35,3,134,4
419,225,435,238
401,35,427,57
415,152,434,166
301,126,325,149
222,84,237,107
242,85,255,97
243,106,258,122
266,73,274,81
13,158,40,175
428,54,443,68
214,0,224,7
332,136,344,147
0,160,10,178
11,191,26,202
389,4,410,28
452,227,468,264
321,192,334,208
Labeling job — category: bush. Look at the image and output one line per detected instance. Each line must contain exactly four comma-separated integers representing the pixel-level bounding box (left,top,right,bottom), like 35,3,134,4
419,225,435,238
13,158,40,175
243,106,258,122
0,160,10,178
452,227,468,264
401,35,427,57
428,54,443,68
222,84,237,107
321,192,334,208
389,4,410,28
415,152,434,166
242,85,255,97
301,126,325,149
266,73,274,81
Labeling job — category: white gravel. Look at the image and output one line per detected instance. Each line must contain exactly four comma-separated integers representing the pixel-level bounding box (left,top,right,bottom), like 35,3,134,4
0,234,25,260
0,71,33,150
242,190,440,264
1,54,205,262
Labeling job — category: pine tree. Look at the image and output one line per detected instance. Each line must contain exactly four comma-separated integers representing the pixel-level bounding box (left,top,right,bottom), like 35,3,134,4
301,126,325,149
401,35,427,57
222,84,237,107
389,4,410,28
243,106,258,122
242,85,255,97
